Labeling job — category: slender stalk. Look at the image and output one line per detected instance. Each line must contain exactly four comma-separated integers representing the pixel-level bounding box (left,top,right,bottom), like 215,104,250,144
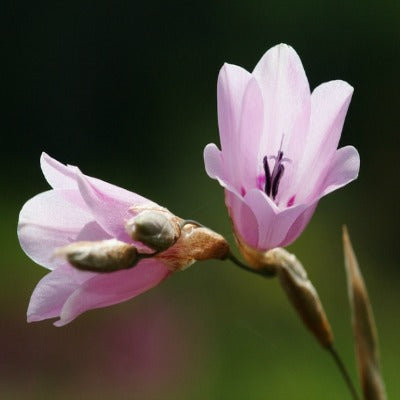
328,346,360,400
183,219,360,400
180,220,275,278
229,247,359,400
228,252,275,278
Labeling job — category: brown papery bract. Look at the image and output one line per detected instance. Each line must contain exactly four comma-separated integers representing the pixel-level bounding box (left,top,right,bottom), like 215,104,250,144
343,226,387,400
271,248,334,348
156,224,229,271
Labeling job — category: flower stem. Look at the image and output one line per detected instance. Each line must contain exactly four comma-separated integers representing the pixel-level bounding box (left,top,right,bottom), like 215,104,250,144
180,220,275,277
328,346,360,400
227,252,275,278
181,220,359,399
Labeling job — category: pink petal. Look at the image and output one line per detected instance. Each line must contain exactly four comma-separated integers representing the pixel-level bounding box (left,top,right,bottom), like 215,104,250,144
281,202,318,247
217,63,255,190
217,63,253,153
252,44,311,170
292,80,354,202
212,69,264,193
237,77,264,191
41,152,77,190
244,189,308,250
75,220,113,241
55,259,172,326
18,190,95,270
225,190,259,248
203,146,260,245
75,171,149,242
319,145,360,197
27,263,95,322
42,152,157,210
204,144,245,199
203,143,226,182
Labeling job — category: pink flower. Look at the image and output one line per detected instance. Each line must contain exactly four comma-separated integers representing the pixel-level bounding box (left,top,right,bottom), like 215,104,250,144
18,154,228,326
17,153,171,326
204,44,360,253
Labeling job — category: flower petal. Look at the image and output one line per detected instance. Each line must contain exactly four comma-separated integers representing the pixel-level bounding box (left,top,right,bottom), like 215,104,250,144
281,202,318,247
245,189,308,249
292,80,354,202
42,152,157,207
55,258,172,326
204,143,226,182
225,190,259,248
252,44,311,164
320,145,360,197
217,63,257,190
204,144,248,200
237,77,264,190
41,152,77,190
18,190,95,269
75,171,153,242
27,263,95,322
278,146,359,246
217,63,253,154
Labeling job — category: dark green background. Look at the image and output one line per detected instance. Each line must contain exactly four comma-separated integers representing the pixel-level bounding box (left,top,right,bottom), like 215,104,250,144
2,1,399,399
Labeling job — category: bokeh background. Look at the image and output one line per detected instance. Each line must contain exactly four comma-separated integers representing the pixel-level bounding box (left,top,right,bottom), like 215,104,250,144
2,1,399,399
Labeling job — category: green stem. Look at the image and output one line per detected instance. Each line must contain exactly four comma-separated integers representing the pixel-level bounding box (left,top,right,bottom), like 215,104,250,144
328,346,360,400
182,219,359,400
227,252,275,278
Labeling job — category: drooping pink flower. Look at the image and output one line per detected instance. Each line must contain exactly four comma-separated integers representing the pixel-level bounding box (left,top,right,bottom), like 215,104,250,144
204,44,360,253
18,153,228,326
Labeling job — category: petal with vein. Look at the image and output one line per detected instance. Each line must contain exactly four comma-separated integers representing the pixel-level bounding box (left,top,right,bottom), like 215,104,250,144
320,146,360,198
245,189,308,249
56,258,171,326
18,189,94,269
27,263,95,322
253,43,311,161
293,80,354,202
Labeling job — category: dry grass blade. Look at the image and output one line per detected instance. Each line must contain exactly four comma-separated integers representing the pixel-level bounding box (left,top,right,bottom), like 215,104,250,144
343,226,387,400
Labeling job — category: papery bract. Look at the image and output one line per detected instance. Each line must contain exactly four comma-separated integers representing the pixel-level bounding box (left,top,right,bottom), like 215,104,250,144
204,44,360,255
18,154,228,326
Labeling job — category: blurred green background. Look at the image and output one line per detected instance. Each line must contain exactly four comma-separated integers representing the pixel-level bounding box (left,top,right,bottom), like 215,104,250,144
2,1,399,399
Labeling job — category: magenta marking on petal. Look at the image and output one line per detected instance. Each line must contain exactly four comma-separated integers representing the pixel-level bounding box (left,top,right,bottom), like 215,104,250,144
256,174,265,191
240,186,246,196
287,195,296,207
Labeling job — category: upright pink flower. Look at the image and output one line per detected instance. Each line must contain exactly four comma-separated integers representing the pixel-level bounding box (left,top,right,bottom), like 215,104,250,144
204,44,360,254
18,153,228,326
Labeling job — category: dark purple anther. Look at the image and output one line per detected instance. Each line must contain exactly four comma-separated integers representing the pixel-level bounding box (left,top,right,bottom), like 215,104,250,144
271,164,284,199
263,149,287,201
263,156,271,196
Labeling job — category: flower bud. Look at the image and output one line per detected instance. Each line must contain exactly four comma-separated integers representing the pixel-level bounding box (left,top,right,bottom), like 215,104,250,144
54,239,139,272
126,211,180,252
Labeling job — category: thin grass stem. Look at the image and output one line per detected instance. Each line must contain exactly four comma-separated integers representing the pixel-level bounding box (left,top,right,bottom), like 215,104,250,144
328,346,360,400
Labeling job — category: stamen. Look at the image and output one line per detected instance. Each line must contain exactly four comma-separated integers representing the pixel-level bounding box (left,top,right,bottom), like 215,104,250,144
271,164,284,200
262,137,290,202
270,150,284,199
263,156,271,196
